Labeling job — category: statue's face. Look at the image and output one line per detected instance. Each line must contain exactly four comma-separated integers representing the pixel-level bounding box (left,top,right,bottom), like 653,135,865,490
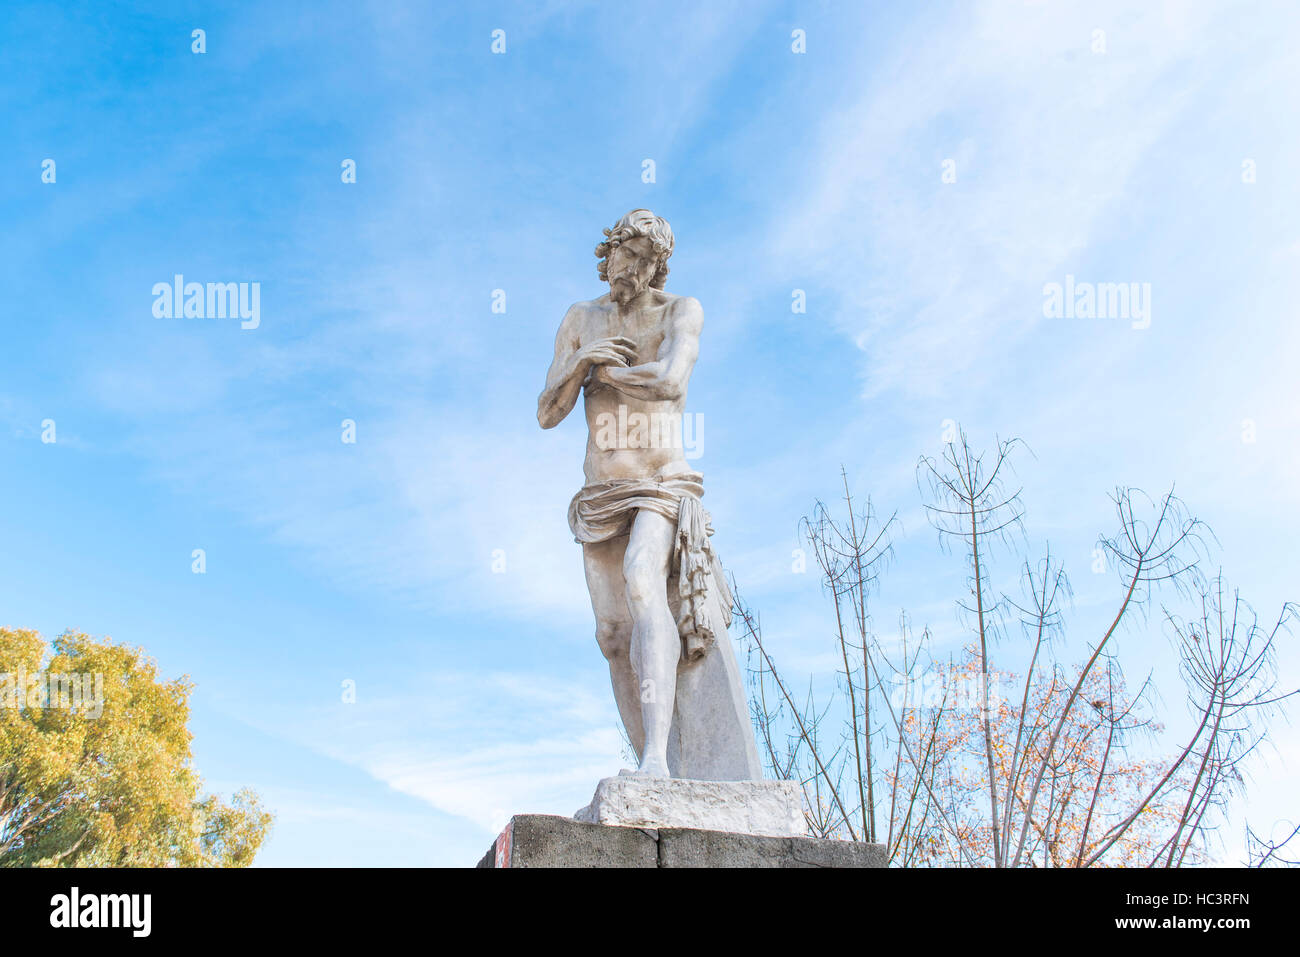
607,235,659,303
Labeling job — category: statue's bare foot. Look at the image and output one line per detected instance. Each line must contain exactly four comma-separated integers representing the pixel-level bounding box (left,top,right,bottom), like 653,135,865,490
629,757,671,778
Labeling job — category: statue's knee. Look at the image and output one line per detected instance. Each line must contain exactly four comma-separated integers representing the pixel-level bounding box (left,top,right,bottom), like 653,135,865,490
594,622,627,660
623,555,663,608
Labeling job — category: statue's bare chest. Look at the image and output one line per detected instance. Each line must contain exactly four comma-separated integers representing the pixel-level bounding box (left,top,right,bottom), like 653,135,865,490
582,303,670,362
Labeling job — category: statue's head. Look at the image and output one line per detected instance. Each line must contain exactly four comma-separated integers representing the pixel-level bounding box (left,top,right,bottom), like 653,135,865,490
596,209,674,303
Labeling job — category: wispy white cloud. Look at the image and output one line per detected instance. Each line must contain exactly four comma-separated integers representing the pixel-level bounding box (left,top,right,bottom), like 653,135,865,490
369,729,623,835
214,668,627,836
768,0,1230,399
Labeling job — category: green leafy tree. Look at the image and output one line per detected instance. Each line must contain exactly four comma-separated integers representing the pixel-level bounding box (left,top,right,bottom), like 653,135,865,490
0,627,272,867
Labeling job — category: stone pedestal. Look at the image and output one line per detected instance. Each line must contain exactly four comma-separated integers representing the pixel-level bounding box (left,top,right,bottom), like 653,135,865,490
476,814,886,868
574,774,806,838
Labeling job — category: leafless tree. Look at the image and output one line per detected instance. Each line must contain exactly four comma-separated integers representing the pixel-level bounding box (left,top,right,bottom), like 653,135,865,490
737,427,1297,867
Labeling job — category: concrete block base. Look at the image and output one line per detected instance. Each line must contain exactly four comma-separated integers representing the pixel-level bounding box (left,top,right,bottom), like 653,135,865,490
476,814,886,868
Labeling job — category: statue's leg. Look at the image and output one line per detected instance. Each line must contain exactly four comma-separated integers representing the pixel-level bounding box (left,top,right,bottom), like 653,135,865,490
623,508,679,777
581,534,645,760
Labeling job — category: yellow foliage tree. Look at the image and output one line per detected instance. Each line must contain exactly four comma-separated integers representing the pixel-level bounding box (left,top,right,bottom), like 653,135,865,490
0,627,272,867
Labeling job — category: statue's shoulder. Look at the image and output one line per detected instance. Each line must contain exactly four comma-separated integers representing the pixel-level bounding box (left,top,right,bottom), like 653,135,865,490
563,294,612,323
661,292,703,328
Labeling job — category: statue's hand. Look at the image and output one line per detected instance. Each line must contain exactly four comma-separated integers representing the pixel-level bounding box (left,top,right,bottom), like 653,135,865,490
577,336,636,371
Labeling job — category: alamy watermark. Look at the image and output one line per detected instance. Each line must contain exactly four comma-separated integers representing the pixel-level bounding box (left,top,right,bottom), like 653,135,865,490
1043,275,1151,329
890,670,1004,712
593,405,703,460
152,274,260,330
1,666,104,719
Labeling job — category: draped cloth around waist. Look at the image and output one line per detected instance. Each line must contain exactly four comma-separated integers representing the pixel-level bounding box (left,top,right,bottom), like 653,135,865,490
568,470,733,662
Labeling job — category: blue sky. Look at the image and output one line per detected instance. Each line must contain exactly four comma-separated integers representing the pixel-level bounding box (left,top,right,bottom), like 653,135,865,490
3,1,1297,865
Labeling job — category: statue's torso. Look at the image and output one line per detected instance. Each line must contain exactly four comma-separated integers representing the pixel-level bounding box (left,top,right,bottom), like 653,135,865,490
574,291,691,485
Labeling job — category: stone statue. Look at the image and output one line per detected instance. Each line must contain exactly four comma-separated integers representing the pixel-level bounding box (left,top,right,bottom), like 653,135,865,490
538,209,762,782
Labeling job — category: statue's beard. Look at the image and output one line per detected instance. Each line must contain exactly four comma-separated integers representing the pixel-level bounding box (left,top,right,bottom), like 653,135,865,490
609,272,650,303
